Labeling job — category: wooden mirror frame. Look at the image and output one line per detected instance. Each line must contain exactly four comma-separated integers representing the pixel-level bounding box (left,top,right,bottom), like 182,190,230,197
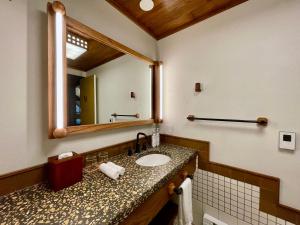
48,1,162,139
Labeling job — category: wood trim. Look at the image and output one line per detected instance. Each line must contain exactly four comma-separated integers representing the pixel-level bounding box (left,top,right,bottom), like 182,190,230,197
63,6,68,131
53,127,68,138
47,2,55,139
161,134,300,224
52,1,66,15
47,2,68,139
150,64,155,120
0,137,147,196
66,16,155,65
0,164,47,196
160,134,210,162
67,119,154,136
81,137,147,159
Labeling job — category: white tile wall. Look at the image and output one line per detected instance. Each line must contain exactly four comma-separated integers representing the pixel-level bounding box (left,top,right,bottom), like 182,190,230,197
192,169,295,225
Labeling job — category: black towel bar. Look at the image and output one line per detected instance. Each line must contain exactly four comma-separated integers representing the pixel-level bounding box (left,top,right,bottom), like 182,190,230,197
173,176,193,195
174,187,183,195
187,115,268,126
111,113,140,118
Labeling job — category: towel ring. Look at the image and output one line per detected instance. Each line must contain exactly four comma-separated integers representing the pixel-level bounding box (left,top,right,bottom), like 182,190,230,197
168,183,183,195
174,187,183,195
168,176,192,196
187,174,193,179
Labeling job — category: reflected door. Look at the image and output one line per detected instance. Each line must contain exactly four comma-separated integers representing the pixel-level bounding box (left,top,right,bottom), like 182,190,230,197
80,75,97,124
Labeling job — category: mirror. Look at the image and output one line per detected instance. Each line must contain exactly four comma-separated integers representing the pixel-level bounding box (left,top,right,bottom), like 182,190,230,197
48,1,162,138
66,30,152,126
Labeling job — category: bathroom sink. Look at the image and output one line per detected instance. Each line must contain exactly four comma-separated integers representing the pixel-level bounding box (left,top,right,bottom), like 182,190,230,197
136,154,171,167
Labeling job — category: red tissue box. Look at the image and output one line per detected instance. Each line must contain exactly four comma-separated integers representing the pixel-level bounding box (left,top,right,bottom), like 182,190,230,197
48,152,83,191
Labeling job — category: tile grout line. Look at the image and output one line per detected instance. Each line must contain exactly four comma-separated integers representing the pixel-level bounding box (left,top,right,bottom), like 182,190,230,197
192,168,295,225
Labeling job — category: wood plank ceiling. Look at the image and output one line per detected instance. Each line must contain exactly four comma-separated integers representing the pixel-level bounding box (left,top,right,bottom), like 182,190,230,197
106,0,248,40
67,35,124,72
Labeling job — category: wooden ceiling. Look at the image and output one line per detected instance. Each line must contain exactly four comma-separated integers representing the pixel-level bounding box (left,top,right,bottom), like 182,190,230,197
67,35,124,72
106,0,248,40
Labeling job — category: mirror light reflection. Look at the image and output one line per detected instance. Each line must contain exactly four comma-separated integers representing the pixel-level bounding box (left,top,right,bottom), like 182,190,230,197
66,31,152,126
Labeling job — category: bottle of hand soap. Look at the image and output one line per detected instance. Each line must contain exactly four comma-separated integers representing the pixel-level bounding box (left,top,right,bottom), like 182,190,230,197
156,127,160,146
152,126,157,147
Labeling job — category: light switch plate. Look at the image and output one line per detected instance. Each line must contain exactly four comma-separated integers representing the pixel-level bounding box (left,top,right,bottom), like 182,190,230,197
279,131,296,150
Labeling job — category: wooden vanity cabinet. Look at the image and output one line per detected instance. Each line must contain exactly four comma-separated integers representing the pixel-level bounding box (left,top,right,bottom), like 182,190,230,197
120,156,196,225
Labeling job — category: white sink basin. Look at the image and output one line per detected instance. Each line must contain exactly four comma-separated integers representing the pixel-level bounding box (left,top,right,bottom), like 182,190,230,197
136,154,171,167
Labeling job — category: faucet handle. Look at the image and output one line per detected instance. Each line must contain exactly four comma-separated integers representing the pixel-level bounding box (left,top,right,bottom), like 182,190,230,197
127,148,133,156
135,144,141,153
142,143,147,150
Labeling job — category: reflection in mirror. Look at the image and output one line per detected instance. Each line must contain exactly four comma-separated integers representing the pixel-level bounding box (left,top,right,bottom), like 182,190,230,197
66,30,152,126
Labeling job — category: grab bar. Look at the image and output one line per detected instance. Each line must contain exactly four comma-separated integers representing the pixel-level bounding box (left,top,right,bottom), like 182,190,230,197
187,115,268,126
111,113,140,118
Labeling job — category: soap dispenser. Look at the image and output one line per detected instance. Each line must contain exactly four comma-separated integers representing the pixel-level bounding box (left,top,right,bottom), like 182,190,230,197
156,126,160,146
151,126,157,147
151,125,160,147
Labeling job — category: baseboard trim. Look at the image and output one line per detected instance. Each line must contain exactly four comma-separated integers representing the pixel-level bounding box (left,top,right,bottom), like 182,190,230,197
160,134,300,224
0,164,47,196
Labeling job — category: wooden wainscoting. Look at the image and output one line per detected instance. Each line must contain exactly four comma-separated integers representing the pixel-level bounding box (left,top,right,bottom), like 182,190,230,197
0,137,149,196
160,134,300,224
0,164,47,196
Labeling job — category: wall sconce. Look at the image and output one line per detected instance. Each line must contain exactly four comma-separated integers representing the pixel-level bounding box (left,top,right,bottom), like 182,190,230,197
159,63,163,121
149,66,153,119
195,83,201,92
152,61,163,123
48,1,67,138
130,92,136,98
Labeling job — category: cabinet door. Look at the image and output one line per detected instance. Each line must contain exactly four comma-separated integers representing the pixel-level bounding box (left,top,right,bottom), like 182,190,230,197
80,75,96,125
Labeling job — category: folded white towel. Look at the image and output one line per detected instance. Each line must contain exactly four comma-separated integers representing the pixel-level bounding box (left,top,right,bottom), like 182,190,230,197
107,161,125,176
178,178,193,225
99,163,120,180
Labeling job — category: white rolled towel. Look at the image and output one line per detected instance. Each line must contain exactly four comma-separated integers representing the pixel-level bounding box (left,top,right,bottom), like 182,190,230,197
107,161,125,176
178,178,193,225
99,163,120,180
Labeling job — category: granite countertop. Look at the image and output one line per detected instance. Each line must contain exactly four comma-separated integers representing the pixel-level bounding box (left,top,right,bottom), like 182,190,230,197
0,144,196,225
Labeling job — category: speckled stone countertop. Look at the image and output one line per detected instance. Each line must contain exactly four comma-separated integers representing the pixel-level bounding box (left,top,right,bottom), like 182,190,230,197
0,144,196,225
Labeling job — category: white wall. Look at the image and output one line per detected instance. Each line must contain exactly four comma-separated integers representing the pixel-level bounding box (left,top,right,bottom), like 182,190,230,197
0,0,28,174
158,0,300,209
0,0,156,174
88,55,151,124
